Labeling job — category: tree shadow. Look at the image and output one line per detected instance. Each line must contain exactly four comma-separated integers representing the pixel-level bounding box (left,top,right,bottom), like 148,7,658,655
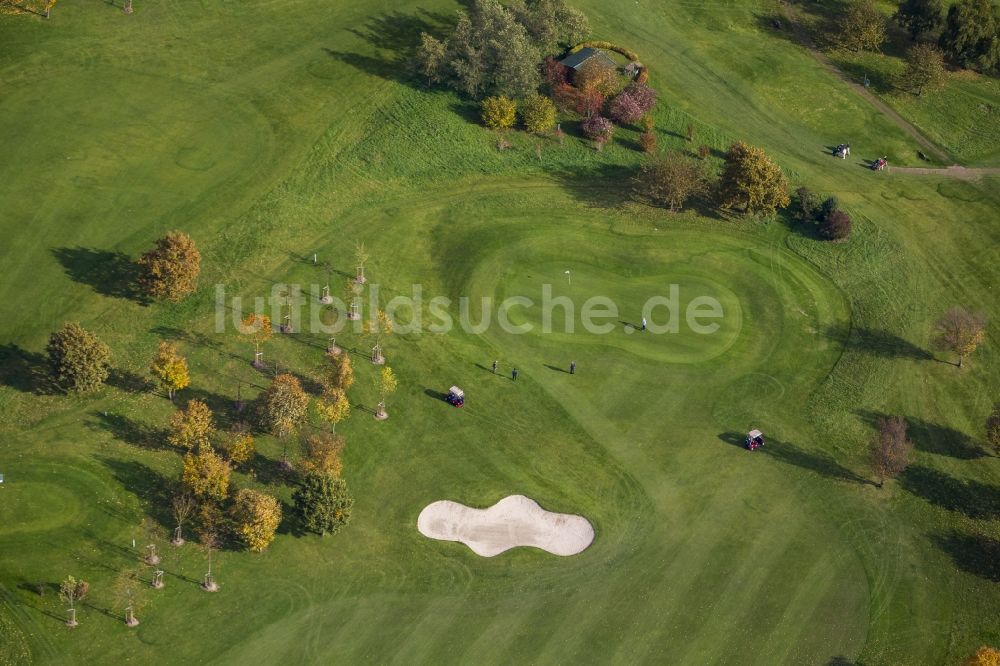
88,411,170,451
899,466,1000,519
149,326,224,352
0,343,52,394
246,451,294,487
825,324,933,361
325,9,453,85
50,247,146,304
932,531,1000,582
554,162,636,209
96,455,175,530
17,581,52,598
855,410,985,460
717,432,872,485
544,364,570,373
107,368,154,394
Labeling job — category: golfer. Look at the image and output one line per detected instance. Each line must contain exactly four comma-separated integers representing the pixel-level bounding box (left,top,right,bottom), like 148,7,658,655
641,317,647,331
492,359,498,374
569,361,576,374
511,368,519,381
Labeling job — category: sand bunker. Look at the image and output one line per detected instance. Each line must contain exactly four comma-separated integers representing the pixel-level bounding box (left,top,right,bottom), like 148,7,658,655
417,495,594,557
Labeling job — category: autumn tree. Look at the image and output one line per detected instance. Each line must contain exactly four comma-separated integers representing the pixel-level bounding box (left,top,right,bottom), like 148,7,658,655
836,0,889,52
231,488,282,553
574,57,619,96
481,96,517,129
633,151,711,212
221,423,255,468
317,386,351,433
149,341,189,400
136,231,201,302
581,114,614,143
939,0,1000,73
238,313,272,367
964,646,1000,666
870,416,914,488
181,447,231,502
820,209,853,241
895,0,943,40
520,93,556,133
574,88,605,118
718,141,790,216
300,432,345,477
323,351,355,392
375,366,399,420
258,373,310,439
898,43,947,96
933,306,987,367
414,32,446,86
293,473,354,535
608,90,643,126
197,509,222,592
168,399,215,451
542,56,569,93
170,492,197,545
623,83,657,115
58,576,89,627
46,322,112,393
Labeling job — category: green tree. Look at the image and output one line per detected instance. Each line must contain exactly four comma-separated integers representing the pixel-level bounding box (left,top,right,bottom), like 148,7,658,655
837,0,889,52
633,151,711,212
520,93,556,133
718,142,790,216
293,473,354,535
446,0,541,99
46,322,112,393
136,231,201,302
898,43,948,96
509,0,590,53
58,576,89,627
895,0,943,40
938,0,1000,73
481,95,517,129
415,32,446,86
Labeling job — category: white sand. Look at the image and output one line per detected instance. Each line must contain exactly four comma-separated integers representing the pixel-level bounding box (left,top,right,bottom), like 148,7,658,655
416,495,594,557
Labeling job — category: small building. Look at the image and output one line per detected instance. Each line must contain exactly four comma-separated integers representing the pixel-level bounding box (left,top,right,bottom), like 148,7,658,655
559,47,617,73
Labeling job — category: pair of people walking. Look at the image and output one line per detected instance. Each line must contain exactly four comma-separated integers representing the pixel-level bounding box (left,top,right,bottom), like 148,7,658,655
493,359,519,381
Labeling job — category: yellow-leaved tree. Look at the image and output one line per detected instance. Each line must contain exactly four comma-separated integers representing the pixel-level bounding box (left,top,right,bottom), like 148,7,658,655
300,432,345,478
238,313,272,367
221,423,255,468
137,231,201,302
150,341,189,400
375,366,398,420
718,141,790,217
964,646,1000,666
168,399,215,451
317,387,351,433
231,488,282,553
181,447,231,502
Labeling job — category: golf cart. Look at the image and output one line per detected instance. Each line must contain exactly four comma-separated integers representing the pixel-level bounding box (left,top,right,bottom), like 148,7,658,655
445,386,465,407
745,428,765,451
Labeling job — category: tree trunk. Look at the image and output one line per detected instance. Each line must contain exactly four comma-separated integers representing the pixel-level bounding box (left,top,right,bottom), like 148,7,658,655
958,355,964,368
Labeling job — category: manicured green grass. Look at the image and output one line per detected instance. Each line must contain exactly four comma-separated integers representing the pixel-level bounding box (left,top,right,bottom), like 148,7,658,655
0,0,999,664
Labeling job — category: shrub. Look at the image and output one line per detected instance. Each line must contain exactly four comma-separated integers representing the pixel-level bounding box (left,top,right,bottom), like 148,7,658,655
293,473,354,536
821,209,853,240
520,94,557,133
481,96,517,129
46,322,112,393
623,83,656,114
698,144,711,159
581,114,615,142
634,150,711,211
794,186,819,224
608,90,643,125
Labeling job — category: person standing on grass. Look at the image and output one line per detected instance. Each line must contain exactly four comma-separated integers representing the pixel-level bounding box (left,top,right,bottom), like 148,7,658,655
569,361,576,375
492,359,498,374
511,368,518,381
641,317,647,331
